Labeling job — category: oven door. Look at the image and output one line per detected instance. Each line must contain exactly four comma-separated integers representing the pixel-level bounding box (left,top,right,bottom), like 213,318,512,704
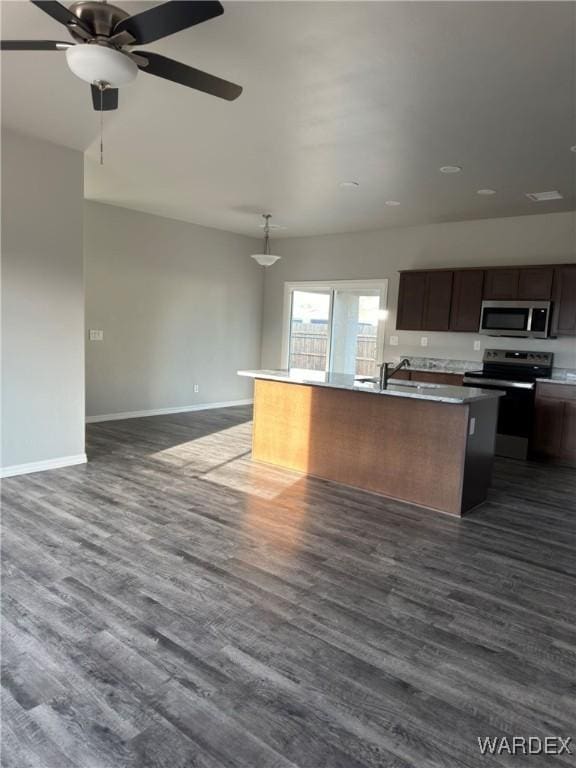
463,376,535,460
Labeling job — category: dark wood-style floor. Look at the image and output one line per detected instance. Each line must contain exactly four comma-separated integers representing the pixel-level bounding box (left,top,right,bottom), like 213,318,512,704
2,405,576,768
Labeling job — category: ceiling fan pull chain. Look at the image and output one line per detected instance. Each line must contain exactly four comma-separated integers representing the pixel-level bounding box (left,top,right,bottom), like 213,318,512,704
99,82,104,166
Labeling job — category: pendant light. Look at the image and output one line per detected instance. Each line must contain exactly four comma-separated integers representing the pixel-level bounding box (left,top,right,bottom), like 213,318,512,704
250,214,281,267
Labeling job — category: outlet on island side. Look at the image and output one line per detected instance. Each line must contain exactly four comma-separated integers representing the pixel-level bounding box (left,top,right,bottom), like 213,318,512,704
193,384,199,393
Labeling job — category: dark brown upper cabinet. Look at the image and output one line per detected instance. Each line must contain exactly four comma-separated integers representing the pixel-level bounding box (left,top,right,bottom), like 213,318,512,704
397,263,574,335
396,271,427,330
483,268,520,300
397,271,453,331
552,265,576,336
422,271,453,331
450,270,484,332
518,267,554,300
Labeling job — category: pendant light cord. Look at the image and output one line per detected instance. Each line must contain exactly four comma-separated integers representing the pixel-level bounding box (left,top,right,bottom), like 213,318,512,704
263,214,271,255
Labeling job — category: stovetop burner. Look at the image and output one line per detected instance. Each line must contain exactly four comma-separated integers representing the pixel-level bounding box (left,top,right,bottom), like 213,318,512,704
469,348,553,383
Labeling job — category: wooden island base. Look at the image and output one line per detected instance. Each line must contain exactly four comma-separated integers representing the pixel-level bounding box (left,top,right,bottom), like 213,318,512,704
252,379,499,516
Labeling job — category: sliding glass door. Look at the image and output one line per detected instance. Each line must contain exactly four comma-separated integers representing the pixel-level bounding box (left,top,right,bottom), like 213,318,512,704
284,281,387,376
288,290,333,374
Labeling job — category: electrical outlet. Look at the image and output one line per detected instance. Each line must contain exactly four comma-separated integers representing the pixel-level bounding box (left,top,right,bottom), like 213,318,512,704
473,340,481,351
420,336,429,347
389,335,399,346
89,329,103,342
193,384,199,394
469,417,476,436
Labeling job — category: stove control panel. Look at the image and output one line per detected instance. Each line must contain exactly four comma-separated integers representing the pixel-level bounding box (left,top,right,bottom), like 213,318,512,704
483,349,554,367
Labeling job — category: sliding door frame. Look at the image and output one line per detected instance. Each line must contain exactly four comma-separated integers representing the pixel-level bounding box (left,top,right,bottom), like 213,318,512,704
281,279,389,371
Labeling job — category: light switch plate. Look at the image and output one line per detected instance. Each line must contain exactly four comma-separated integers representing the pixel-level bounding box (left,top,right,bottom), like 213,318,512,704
473,340,481,351
389,335,399,346
193,384,199,393
89,329,103,342
420,336,429,347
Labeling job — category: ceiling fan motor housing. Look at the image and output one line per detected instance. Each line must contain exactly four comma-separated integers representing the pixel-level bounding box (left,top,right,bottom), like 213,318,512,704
67,1,129,42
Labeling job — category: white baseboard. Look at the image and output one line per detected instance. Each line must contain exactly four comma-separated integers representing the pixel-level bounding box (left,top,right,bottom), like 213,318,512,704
0,453,88,479
85,398,254,424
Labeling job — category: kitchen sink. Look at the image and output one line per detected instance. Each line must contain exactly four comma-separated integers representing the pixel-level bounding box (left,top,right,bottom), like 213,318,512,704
355,376,441,389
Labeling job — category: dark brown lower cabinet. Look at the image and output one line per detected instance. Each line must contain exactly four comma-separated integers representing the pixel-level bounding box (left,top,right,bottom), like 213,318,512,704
390,369,411,381
532,383,576,467
410,371,464,386
390,370,464,386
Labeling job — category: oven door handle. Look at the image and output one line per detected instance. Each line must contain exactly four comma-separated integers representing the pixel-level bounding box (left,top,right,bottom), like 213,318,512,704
463,376,535,390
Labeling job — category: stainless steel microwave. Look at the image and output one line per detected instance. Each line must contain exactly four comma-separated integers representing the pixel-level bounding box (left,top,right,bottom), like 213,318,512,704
479,300,551,338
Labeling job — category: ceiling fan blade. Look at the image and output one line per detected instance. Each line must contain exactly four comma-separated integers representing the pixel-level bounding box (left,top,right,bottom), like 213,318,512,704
135,51,242,101
1,39,72,50
30,2,91,34
91,85,118,111
113,1,223,45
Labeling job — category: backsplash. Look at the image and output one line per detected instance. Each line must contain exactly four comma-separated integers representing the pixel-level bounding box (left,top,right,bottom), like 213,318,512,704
391,357,479,374
385,330,576,370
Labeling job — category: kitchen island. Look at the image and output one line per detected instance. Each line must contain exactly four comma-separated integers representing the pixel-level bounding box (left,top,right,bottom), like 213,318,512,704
239,369,503,516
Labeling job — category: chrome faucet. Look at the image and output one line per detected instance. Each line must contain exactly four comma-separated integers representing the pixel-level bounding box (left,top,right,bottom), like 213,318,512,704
378,358,411,390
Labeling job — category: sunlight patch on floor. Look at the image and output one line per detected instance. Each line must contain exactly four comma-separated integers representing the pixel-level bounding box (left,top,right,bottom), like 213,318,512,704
149,420,304,501
149,422,252,472
203,458,305,501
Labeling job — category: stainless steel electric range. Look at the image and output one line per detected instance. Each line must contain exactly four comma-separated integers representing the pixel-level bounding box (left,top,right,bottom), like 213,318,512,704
463,349,553,460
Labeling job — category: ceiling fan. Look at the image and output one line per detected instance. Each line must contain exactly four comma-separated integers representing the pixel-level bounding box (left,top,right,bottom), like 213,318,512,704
1,1,243,111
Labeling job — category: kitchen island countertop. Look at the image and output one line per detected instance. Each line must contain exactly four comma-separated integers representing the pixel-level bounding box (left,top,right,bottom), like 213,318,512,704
238,369,504,405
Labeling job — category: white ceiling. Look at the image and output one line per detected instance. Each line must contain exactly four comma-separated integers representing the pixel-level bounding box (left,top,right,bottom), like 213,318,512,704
2,0,575,237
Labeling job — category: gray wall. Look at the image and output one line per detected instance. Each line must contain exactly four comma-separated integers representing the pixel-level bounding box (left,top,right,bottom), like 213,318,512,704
1,128,85,470
262,211,576,370
84,202,263,418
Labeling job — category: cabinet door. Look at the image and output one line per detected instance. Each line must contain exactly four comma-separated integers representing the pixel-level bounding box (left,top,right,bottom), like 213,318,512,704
518,267,554,300
411,371,464,386
484,269,519,300
560,400,576,464
532,397,565,457
552,266,576,336
396,272,427,330
450,270,484,332
423,271,453,331
391,369,411,381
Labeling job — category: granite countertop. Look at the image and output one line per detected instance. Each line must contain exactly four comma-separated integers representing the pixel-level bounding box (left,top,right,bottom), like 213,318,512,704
536,371,576,387
399,358,479,375
238,369,504,404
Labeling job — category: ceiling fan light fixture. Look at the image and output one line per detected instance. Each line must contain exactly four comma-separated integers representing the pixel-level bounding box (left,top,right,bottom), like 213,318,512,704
65,43,138,87
251,214,281,267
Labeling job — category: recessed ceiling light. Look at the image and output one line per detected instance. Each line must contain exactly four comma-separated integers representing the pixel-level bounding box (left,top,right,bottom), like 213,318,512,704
476,188,496,196
385,200,401,206
339,180,360,189
525,190,563,202
439,165,462,174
